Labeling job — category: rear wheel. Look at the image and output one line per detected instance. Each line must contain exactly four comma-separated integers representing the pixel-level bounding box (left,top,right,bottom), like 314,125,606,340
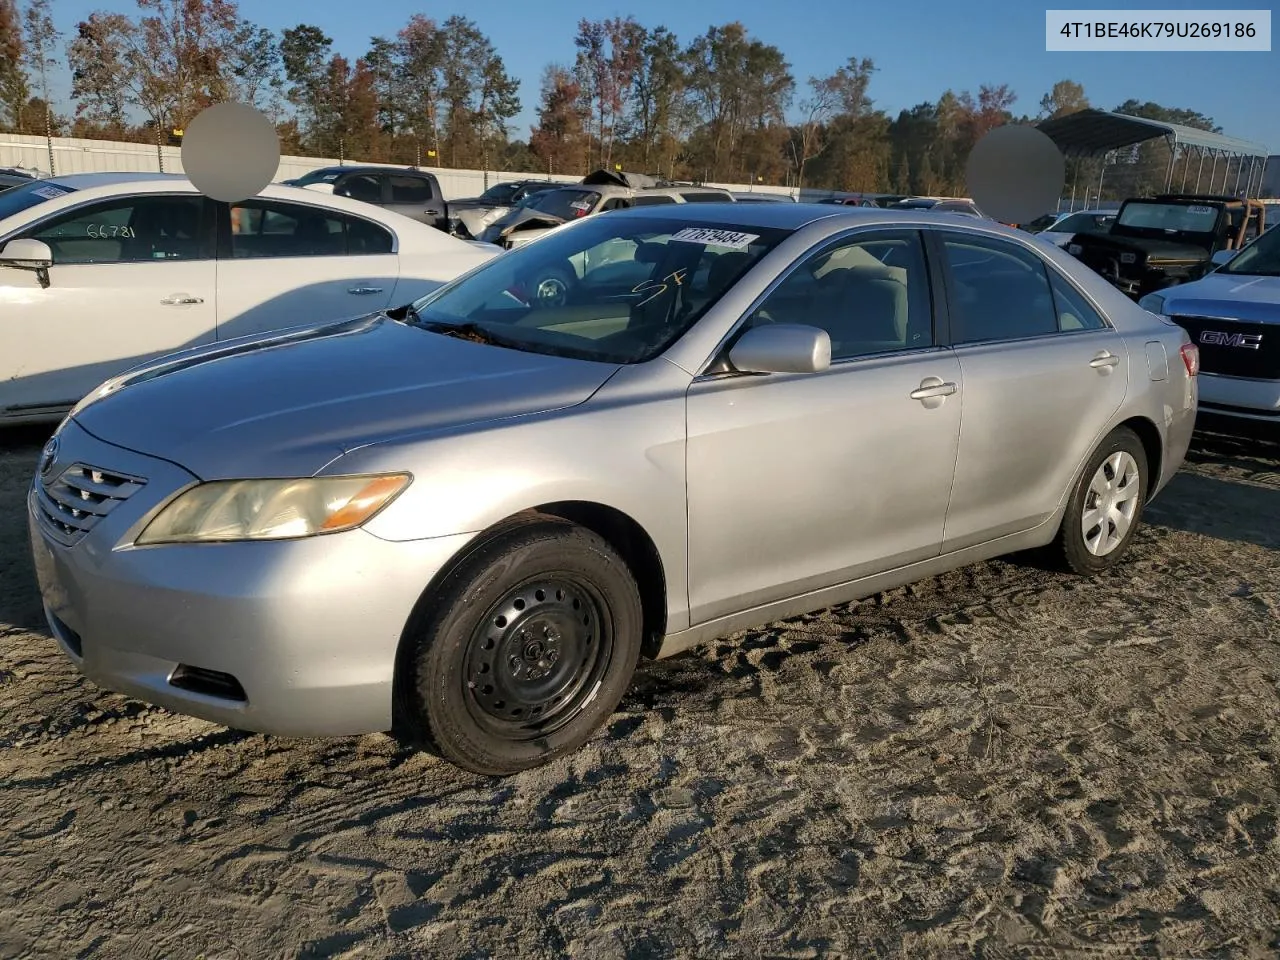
402,517,643,775
1050,426,1149,574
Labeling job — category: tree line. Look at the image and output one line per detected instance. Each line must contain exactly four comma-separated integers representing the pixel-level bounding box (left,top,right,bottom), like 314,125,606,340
0,0,1236,198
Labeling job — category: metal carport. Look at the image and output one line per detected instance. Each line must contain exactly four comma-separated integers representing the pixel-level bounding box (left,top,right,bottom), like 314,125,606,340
1036,108,1270,202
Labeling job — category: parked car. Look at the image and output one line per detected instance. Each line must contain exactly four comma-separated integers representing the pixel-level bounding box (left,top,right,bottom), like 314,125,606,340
1066,193,1267,299
731,192,796,202
448,179,565,239
1034,209,1119,249
0,172,498,424
478,169,736,249
0,166,43,193
890,196,987,218
1138,222,1280,437
29,203,1198,775
282,165,449,232
818,196,877,207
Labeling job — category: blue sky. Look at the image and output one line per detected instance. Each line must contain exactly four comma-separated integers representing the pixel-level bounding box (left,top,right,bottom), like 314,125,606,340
44,0,1279,151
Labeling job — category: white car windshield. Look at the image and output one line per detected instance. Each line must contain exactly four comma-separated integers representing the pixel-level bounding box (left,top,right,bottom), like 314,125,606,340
407,215,790,364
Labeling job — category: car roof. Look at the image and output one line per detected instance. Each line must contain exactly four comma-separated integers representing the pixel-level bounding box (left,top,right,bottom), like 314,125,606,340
605,202,935,230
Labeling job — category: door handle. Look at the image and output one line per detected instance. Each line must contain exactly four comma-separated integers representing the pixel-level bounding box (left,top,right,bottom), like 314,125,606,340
347,285,384,295
160,294,203,305
910,378,958,401
1090,351,1121,369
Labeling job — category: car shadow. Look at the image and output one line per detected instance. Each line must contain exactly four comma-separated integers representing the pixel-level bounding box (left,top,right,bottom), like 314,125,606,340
0,275,445,422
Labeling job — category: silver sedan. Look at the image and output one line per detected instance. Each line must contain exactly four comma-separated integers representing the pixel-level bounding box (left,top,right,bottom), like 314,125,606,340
28,204,1199,775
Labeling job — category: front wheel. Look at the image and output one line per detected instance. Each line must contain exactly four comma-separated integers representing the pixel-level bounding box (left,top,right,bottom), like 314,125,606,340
1050,426,1149,575
402,516,643,775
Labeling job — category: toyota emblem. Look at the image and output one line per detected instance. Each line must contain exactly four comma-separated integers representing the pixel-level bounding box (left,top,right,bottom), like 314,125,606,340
39,436,59,478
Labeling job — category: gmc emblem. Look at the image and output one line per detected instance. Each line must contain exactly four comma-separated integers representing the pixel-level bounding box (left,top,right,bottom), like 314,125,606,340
1200,330,1262,350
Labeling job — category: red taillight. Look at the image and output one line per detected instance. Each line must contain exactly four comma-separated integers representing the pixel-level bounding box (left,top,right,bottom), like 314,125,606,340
1180,342,1200,377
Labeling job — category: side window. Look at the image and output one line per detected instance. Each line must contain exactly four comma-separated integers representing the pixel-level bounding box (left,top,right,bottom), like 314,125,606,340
345,214,394,255
742,230,934,361
940,234,1059,344
632,194,677,206
1048,270,1107,331
334,174,382,204
27,195,206,264
228,200,349,259
389,175,433,203
680,191,731,203
599,197,631,212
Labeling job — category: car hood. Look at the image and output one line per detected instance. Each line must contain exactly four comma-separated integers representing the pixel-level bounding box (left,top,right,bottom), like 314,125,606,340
1160,272,1280,323
71,314,622,481
482,206,569,239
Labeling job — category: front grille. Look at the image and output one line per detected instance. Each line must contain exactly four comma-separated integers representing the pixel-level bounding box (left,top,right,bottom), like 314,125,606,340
35,462,147,546
1170,315,1280,380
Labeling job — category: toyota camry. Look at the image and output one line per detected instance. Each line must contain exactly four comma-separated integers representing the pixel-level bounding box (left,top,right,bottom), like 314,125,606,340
29,203,1199,775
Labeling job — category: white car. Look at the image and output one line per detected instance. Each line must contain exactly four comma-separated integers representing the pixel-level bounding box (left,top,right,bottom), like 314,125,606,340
1035,209,1119,249
0,172,499,424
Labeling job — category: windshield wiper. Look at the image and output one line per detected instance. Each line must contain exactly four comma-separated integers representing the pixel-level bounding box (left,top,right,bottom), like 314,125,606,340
409,315,531,351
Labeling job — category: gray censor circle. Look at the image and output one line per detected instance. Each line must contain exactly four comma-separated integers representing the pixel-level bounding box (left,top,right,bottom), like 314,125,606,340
967,124,1066,224
181,103,281,203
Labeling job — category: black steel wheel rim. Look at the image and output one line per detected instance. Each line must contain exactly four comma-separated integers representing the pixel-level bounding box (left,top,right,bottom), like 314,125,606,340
463,576,613,741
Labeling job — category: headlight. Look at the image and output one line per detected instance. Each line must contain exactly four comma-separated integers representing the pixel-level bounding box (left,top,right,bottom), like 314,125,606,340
136,474,411,545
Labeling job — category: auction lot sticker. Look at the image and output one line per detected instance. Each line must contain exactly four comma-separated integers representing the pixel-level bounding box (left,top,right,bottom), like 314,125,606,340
1046,9,1271,50
670,228,760,249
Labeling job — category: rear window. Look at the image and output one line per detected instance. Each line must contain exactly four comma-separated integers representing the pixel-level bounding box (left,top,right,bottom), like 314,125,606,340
0,179,77,221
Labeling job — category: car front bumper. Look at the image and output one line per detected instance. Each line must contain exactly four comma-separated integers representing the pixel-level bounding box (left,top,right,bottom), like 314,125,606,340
28,419,476,738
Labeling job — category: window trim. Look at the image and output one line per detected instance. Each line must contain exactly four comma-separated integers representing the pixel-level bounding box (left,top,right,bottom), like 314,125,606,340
215,197,399,260
696,226,947,379
10,191,218,264
930,227,1115,348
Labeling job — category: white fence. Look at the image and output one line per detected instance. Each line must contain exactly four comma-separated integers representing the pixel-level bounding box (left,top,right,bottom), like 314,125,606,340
0,132,809,201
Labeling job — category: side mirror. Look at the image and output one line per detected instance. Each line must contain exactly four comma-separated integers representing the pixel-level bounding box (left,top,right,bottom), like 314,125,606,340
1211,248,1238,267
728,323,831,374
0,238,53,288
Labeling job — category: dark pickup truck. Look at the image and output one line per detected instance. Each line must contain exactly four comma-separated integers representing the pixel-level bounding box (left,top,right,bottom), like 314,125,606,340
1065,193,1266,299
281,165,449,232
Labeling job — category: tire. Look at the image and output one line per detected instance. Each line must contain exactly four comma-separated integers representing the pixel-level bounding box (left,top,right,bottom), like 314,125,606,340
1050,426,1149,575
403,516,643,776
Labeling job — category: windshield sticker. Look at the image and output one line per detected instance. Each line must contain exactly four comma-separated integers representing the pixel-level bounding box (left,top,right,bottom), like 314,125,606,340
1187,205,1215,215
670,227,760,249
32,185,69,200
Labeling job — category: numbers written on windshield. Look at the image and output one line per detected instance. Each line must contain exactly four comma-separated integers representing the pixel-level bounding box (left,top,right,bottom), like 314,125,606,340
86,224,136,238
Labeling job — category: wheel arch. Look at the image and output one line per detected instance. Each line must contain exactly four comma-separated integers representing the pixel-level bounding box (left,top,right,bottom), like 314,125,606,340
391,501,668,732
1114,415,1164,501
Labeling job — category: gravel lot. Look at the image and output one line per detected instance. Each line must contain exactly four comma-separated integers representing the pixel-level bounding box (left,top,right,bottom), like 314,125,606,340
2,424,1278,959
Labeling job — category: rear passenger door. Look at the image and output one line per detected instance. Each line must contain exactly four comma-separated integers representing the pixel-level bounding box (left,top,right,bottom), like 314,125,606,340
932,230,1130,551
382,174,446,230
214,198,400,341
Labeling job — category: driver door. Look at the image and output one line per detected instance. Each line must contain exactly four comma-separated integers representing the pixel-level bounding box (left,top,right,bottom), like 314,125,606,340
0,193,217,421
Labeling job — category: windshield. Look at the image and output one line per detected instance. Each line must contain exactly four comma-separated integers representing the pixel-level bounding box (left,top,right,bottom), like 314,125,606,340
1055,212,1115,234
529,189,603,219
292,169,343,186
893,199,938,209
1219,222,1280,276
408,215,791,364
0,179,77,223
1117,201,1220,234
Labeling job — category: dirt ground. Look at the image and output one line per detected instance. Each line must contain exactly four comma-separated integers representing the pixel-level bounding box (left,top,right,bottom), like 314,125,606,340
1,424,1278,960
